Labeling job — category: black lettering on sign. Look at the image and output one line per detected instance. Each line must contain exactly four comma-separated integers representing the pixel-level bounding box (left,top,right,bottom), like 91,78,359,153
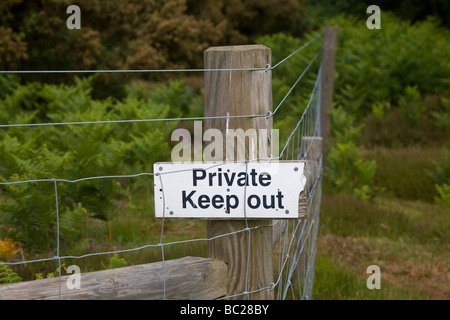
192,168,272,187
182,166,286,215
182,190,197,208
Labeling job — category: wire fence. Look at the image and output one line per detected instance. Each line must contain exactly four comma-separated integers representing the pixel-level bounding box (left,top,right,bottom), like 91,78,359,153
0,32,324,300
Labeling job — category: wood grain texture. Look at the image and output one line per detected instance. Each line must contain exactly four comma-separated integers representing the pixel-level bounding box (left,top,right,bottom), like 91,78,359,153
301,137,323,193
204,45,273,159
0,256,227,300
204,45,274,299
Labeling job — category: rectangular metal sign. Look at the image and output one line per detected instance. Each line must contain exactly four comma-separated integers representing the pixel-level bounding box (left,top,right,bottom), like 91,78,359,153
153,161,307,219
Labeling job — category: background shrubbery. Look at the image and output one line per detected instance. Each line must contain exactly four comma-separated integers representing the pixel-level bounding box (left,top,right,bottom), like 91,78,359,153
260,12,450,201
0,0,307,99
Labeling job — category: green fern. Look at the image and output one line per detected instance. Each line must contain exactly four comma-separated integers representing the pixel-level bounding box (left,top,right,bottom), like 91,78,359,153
324,141,377,200
0,263,22,285
0,76,182,256
107,253,127,269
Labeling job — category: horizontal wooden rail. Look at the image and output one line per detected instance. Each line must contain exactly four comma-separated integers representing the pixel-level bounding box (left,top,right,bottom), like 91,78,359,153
0,256,227,300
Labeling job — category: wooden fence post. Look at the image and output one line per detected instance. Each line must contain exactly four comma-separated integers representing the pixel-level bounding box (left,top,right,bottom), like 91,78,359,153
296,136,322,281
204,45,274,299
320,26,338,165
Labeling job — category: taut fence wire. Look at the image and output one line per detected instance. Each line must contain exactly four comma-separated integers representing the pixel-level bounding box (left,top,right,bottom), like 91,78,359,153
0,32,324,300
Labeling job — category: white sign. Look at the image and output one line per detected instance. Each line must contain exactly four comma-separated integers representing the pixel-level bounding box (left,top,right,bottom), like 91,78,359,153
153,161,307,219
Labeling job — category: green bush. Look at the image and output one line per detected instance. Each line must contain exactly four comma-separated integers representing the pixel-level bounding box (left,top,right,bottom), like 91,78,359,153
435,184,450,208
429,148,450,186
325,141,376,200
258,14,450,198
1,0,306,99
431,96,450,131
398,85,423,126
303,13,450,151
256,31,378,199
325,106,377,200
327,13,450,119
107,253,127,269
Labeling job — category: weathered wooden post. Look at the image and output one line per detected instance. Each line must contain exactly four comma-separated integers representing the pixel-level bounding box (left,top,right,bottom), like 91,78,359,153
0,257,228,300
297,136,322,281
204,45,274,299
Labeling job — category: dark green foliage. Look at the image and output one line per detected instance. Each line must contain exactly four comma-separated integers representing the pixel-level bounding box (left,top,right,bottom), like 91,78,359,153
0,3,449,287
327,13,450,119
431,97,450,130
0,0,306,99
428,148,450,207
323,105,377,199
256,32,322,145
320,14,449,199
325,142,377,200
428,148,450,187
107,253,127,269
304,0,450,28
259,13,450,201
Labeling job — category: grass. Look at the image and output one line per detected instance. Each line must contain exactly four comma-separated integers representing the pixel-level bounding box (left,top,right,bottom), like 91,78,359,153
318,194,449,246
313,146,450,300
312,251,429,300
3,194,208,280
360,147,444,203
358,104,450,149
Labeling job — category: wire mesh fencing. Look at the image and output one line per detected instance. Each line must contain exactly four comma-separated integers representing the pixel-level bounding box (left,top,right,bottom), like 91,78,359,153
0,33,324,300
